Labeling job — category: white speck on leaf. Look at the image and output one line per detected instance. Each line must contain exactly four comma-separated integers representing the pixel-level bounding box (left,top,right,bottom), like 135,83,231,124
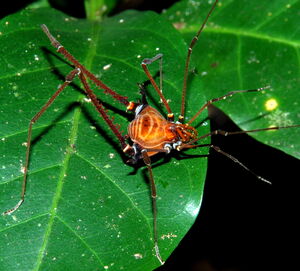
133,253,143,259
103,63,112,70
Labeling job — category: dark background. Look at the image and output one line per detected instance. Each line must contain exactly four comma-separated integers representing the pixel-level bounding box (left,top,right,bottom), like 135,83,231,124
2,1,299,271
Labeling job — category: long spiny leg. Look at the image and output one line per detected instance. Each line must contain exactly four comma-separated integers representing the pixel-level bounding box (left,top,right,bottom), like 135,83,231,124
2,68,81,215
188,86,270,125
78,71,127,149
41,24,130,108
179,0,219,123
181,124,300,146
178,123,300,184
141,149,165,265
179,143,271,184
141,54,174,121
145,54,163,96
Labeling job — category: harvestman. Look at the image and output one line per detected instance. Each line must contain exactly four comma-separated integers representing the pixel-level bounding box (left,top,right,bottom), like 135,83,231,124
2,0,300,264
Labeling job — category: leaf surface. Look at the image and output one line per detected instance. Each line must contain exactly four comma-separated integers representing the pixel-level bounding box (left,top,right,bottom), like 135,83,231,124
164,0,300,159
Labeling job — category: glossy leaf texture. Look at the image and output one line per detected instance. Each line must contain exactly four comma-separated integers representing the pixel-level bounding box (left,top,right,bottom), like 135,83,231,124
164,0,300,159
0,7,209,271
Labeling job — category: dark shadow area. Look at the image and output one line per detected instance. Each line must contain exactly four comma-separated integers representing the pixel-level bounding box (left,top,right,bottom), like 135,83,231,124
1,0,83,19
41,47,72,67
156,106,300,271
0,0,35,19
110,0,178,15
1,0,179,19
48,0,85,18
30,102,79,148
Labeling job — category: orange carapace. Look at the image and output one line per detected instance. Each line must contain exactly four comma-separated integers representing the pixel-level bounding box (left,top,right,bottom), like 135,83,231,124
128,104,198,157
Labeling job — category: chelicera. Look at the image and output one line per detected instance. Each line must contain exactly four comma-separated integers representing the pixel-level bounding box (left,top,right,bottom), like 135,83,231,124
2,0,299,265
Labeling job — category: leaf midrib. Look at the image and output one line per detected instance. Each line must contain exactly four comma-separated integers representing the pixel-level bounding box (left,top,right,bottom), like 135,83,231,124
183,25,300,48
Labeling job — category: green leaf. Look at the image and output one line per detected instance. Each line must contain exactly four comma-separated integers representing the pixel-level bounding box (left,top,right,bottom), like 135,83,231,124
0,7,208,271
164,0,300,159
27,0,50,9
84,0,118,20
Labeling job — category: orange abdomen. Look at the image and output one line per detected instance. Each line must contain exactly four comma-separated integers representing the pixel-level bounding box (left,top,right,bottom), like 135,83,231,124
128,106,176,151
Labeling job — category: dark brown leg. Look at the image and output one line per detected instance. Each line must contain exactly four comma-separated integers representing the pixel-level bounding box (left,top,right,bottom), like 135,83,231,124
179,143,271,184
2,69,80,215
179,123,300,183
141,149,165,265
41,24,130,108
179,0,219,123
77,71,127,149
182,124,300,146
187,86,270,125
141,54,174,121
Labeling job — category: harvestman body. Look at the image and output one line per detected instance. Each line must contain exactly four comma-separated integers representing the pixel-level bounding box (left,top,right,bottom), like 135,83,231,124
2,0,300,265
